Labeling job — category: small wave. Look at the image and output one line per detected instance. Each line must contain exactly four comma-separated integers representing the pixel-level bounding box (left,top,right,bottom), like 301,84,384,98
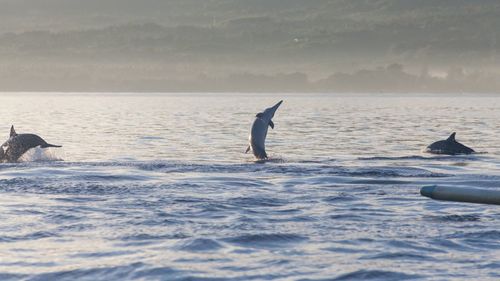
131,266,189,280
323,193,359,202
329,213,365,221
0,231,57,243
359,155,431,161
322,246,365,254
298,158,337,164
72,250,134,258
429,238,478,252
223,233,307,249
120,233,189,242
331,270,421,281
76,174,151,182
173,238,224,252
449,230,500,240
0,160,449,181
229,196,287,208
388,240,447,254
360,251,435,261
445,231,500,250
477,262,500,270
359,154,486,162
349,179,409,185
0,177,37,186
28,262,148,281
0,273,27,281
45,213,81,222
0,182,145,195
426,214,481,223
186,176,269,188
344,166,447,178
138,136,164,140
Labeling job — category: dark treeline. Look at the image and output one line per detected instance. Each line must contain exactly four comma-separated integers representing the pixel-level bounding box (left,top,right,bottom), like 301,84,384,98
0,0,499,92
1,63,498,93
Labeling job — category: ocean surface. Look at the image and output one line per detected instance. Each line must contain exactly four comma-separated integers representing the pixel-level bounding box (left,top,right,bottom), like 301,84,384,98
0,92,500,281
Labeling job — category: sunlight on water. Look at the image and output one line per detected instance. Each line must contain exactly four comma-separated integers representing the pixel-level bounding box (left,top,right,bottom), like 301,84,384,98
0,93,499,280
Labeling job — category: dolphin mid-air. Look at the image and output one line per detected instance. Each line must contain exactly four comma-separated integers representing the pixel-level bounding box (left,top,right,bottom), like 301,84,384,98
426,132,475,155
246,100,283,160
0,125,62,162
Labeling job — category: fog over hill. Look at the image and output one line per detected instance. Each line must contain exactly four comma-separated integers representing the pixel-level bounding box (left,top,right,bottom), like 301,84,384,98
0,0,499,92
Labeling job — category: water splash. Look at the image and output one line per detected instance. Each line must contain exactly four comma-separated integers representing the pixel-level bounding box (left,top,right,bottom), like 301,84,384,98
17,147,64,162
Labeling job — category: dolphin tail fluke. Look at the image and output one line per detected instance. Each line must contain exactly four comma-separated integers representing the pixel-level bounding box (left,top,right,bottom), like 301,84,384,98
41,143,62,148
251,145,267,160
253,150,268,160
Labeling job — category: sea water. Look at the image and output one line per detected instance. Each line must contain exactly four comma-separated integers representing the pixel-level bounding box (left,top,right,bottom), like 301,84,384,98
0,93,499,280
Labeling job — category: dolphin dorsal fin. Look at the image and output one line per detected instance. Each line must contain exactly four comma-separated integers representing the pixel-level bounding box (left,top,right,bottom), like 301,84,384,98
447,132,456,142
10,125,17,137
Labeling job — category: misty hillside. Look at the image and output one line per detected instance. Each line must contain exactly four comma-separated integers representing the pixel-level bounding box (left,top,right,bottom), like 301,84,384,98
0,0,499,92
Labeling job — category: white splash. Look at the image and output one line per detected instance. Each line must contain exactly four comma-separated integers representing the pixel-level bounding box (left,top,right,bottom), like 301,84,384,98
18,147,64,162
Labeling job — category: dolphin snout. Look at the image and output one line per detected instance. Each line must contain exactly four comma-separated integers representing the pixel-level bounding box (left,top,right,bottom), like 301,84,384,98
260,100,283,119
268,100,283,115
266,100,283,118
272,100,283,110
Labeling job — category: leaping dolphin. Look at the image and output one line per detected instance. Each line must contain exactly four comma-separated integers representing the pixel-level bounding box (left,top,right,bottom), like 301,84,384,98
426,132,475,155
0,125,62,163
245,100,283,160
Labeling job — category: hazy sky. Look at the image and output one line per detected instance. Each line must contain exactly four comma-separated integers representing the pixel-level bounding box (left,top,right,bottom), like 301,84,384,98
0,0,499,92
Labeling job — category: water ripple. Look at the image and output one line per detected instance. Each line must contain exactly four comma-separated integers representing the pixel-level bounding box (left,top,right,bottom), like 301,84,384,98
1,94,500,280
223,233,308,249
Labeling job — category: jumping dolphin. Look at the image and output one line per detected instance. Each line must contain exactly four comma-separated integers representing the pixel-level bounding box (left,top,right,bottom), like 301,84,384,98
426,132,475,155
245,100,283,160
0,125,62,162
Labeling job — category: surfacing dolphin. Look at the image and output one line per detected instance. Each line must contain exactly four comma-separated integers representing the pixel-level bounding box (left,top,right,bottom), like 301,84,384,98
245,100,283,160
0,125,62,163
426,132,475,155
